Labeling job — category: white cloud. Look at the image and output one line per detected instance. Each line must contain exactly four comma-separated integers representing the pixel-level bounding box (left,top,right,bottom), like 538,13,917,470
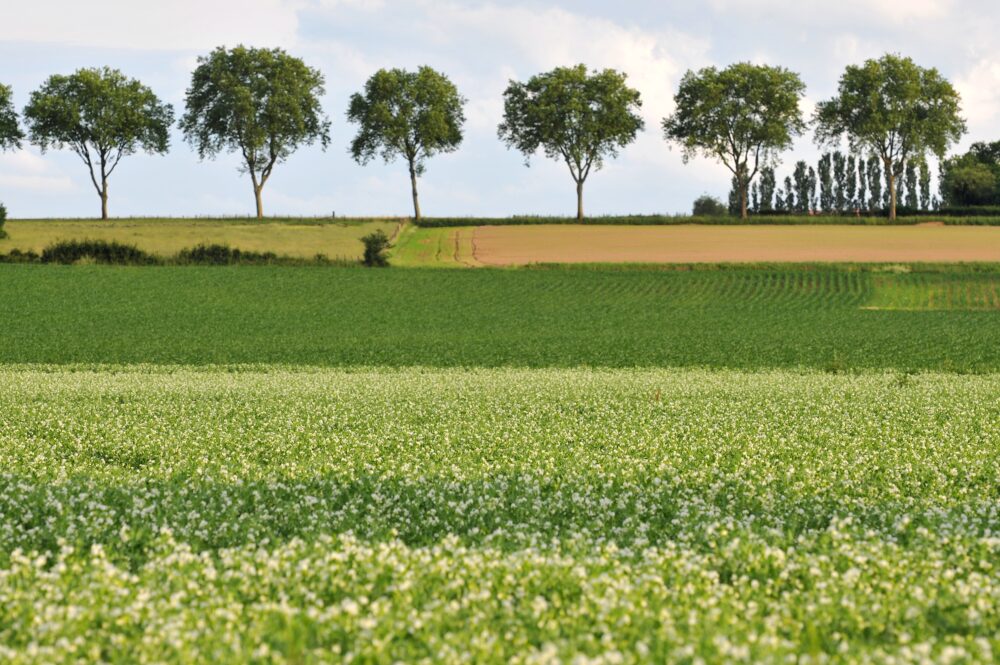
707,0,953,25
426,4,709,123
956,57,1000,138
0,151,77,193
0,0,303,51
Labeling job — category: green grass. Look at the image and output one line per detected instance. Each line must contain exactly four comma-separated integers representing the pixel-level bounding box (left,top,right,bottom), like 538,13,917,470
411,213,1000,227
1,263,999,370
1,217,403,260
389,224,477,267
1,367,999,662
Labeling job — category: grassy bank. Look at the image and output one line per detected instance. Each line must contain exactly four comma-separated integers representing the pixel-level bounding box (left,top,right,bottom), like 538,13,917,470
0,263,998,370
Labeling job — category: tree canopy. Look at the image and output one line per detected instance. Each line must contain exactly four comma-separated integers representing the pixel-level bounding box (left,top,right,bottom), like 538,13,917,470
348,67,465,221
815,54,965,219
663,62,806,219
939,141,1000,207
23,68,173,219
181,46,331,219
0,83,22,152
498,64,643,220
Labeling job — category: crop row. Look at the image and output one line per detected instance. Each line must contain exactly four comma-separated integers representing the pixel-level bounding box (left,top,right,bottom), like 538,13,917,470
2,265,999,370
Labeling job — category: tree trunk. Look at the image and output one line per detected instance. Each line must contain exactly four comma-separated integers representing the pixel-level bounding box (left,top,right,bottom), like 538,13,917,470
576,180,584,221
254,184,264,220
100,178,109,220
409,163,421,221
885,158,897,220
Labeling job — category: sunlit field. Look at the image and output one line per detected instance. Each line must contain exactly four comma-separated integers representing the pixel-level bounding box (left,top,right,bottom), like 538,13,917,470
0,218,402,260
2,367,999,662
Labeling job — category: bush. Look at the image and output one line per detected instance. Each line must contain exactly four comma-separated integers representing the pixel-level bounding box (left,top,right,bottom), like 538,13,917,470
40,240,159,265
176,244,279,265
692,195,728,217
361,230,391,267
0,202,7,239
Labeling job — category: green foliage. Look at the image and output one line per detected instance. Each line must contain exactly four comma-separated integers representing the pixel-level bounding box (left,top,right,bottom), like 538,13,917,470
817,153,833,212
815,54,966,218
39,240,159,265
0,202,6,239
757,166,776,212
409,214,1000,228
361,229,391,266
175,244,278,265
180,46,331,218
0,83,22,151
939,141,1000,206
2,367,1000,661
498,64,643,219
347,67,465,220
0,264,999,370
664,62,806,218
22,68,173,219
691,194,727,217
1,241,350,267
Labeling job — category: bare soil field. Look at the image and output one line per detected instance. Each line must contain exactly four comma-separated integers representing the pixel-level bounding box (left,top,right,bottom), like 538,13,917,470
472,224,1000,265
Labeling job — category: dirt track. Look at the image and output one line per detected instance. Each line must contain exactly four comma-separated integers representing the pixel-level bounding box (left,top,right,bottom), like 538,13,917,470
472,224,1000,265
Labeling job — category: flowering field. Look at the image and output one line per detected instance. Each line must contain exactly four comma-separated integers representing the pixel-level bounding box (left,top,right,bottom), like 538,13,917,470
2,366,999,662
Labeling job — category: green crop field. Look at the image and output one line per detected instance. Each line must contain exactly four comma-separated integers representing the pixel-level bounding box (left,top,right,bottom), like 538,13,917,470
1,367,998,662
1,263,999,370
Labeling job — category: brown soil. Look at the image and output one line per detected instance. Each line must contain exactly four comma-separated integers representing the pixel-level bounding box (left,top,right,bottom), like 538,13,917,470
472,225,1000,265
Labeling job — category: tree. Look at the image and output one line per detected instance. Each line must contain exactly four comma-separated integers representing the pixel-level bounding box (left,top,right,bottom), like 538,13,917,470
181,46,331,219
692,194,728,216
348,67,465,221
0,83,22,152
499,64,643,221
867,158,883,211
940,161,997,206
818,153,833,212
727,171,742,215
783,176,795,211
758,166,776,212
664,63,805,220
857,157,867,212
774,184,787,212
904,161,919,209
792,161,810,212
23,68,172,219
0,84,21,234
939,141,1000,206
815,54,965,219
918,160,931,210
845,155,858,211
833,151,848,212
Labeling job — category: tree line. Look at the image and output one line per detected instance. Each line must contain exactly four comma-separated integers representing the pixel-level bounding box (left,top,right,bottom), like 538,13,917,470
0,49,971,221
722,151,935,216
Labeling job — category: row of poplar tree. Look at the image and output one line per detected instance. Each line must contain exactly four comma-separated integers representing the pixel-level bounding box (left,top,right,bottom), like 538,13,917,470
731,153,937,216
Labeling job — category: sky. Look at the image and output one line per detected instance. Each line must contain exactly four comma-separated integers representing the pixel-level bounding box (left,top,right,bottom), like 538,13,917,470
0,0,998,218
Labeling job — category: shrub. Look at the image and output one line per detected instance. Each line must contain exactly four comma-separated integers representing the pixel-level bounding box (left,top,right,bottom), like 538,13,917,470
175,244,278,265
40,240,159,265
361,230,391,267
692,195,728,217
0,202,6,239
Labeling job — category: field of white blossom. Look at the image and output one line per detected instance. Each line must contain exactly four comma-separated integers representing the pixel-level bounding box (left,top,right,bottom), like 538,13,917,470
1,366,999,663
